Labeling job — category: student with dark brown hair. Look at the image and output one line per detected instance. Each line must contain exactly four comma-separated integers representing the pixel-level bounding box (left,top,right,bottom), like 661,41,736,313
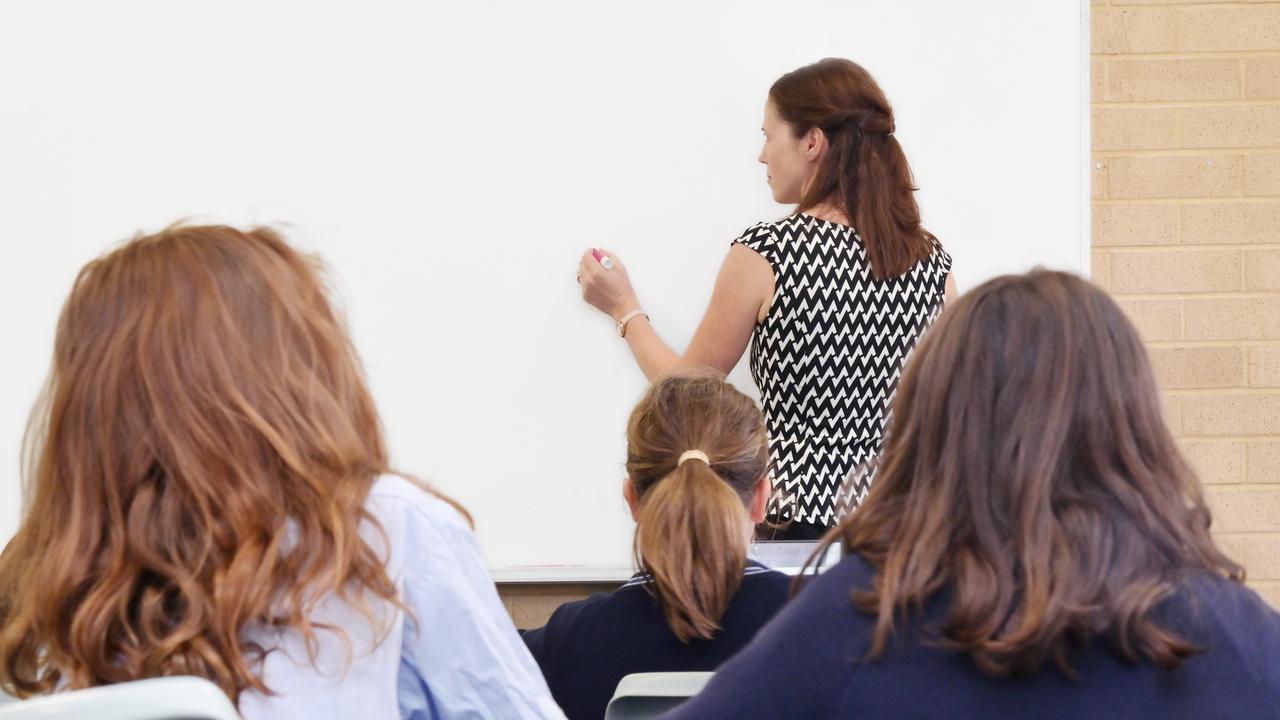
577,59,956,539
666,270,1280,719
522,372,789,720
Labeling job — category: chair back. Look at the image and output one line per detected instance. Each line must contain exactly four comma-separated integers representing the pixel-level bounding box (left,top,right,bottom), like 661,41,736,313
603,672,714,720
0,676,241,720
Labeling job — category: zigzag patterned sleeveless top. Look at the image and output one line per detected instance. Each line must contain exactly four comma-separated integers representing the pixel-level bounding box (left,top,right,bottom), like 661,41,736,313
732,213,952,526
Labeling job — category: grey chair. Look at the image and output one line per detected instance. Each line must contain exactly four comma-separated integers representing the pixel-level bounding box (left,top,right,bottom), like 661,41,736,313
0,676,241,720
603,672,714,719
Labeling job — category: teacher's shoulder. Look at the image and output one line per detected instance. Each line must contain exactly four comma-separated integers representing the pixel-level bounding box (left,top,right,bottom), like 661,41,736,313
731,217,785,254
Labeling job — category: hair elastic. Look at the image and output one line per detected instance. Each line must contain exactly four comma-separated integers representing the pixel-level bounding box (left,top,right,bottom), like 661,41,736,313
678,450,710,466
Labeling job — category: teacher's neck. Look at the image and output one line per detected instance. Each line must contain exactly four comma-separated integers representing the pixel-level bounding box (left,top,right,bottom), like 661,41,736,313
797,201,851,227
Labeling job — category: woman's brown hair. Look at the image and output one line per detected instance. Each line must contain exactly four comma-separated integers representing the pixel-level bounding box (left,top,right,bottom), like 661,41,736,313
770,58,936,279
626,372,769,643
816,269,1243,676
0,224,464,703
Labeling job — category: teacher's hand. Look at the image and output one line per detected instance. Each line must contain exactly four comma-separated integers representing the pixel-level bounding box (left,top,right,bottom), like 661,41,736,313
578,248,640,319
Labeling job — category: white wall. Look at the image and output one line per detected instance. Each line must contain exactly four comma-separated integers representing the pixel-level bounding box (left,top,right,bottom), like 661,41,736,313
0,0,1085,577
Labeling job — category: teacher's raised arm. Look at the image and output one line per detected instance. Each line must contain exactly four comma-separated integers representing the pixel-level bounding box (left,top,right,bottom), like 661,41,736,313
577,242,771,381
578,58,958,538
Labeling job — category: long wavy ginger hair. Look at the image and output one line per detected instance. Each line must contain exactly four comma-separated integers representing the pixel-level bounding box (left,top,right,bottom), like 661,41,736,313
0,225,453,703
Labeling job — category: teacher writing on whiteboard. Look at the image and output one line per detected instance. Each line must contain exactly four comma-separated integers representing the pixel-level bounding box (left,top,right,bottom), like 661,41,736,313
578,58,957,540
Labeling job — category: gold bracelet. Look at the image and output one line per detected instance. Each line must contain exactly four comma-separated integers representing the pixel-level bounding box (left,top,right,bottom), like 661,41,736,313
616,309,649,338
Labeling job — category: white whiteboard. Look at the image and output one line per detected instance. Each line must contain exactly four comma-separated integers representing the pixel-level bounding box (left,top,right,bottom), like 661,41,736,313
0,0,1088,579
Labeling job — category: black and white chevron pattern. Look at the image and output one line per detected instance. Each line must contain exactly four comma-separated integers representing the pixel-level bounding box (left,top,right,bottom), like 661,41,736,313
733,214,951,527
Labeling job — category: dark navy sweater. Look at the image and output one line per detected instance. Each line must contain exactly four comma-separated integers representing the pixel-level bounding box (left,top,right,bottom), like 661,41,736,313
521,561,790,720
664,553,1280,719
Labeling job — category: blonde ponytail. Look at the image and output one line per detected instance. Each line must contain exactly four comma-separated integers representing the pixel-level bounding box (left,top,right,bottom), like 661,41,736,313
634,461,751,642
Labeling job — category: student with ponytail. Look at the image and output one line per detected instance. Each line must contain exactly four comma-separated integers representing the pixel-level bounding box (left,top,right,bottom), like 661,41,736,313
577,59,956,538
521,372,789,720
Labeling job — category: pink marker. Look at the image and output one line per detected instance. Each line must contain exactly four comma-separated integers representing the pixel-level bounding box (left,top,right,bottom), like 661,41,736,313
591,248,614,270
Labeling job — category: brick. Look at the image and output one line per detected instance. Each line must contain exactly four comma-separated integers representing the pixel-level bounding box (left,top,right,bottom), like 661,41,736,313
1181,439,1246,484
1204,486,1280,531
1107,58,1239,102
1092,251,1112,290
1093,9,1178,54
1108,155,1238,199
1251,346,1280,387
1181,106,1280,150
1179,6,1280,53
1244,249,1280,292
1094,106,1280,151
1093,57,1106,102
1248,440,1280,482
1182,201,1280,244
1245,57,1280,100
1163,393,1182,434
1245,154,1280,196
1093,161,1108,199
1183,392,1280,435
1185,297,1280,340
1150,346,1246,389
1242,535,1280,579
1093,203,1179,246
1117,298,1183,341
1094,107,1180,151
1109,249,1242,294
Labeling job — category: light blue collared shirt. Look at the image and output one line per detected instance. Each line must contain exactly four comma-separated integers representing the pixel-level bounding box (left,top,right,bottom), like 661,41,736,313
237,475,564,719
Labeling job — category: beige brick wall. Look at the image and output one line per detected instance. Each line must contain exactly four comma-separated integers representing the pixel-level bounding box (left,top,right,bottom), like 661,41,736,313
1093,0,1280,608
502,3,1280,624
498,583,618,630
